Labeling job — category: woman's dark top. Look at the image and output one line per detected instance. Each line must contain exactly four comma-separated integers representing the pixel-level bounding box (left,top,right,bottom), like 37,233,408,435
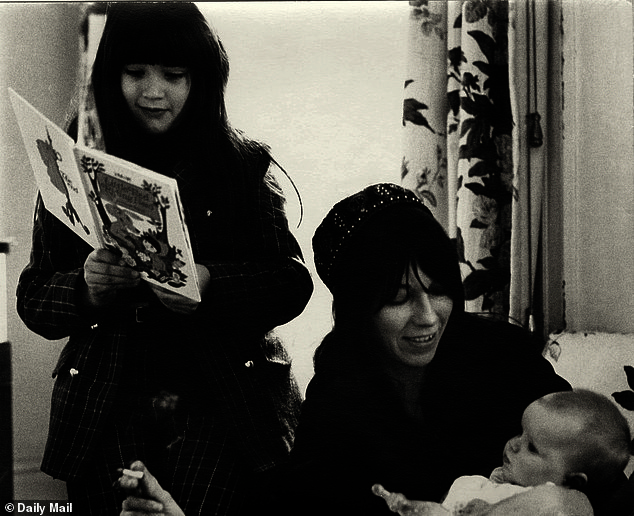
272,313,571,515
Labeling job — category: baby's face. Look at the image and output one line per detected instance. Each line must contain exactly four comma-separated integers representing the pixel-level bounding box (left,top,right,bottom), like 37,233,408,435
498,401,582,487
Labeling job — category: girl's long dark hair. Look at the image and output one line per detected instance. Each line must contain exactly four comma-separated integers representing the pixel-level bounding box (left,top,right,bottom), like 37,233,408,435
91,2,270,189
313,204,464,377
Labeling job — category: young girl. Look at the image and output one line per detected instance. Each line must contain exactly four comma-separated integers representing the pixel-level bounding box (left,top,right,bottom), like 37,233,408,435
16,3,312,515
373,389,633,515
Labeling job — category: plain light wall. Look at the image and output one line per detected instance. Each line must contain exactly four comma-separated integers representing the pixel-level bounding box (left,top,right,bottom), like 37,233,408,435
204,1,406,395
0,2,79,498
561,0,634,333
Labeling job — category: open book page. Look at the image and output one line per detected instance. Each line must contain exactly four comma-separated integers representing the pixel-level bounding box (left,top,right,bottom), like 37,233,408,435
10,88,201,302
8,88,102,248
75,146,201,302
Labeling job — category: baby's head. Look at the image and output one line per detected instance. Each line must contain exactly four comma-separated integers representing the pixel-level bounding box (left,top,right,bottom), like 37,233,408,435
499,389,632,493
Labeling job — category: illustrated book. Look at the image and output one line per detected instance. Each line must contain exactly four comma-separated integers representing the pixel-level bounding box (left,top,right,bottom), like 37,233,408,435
9,88,201,302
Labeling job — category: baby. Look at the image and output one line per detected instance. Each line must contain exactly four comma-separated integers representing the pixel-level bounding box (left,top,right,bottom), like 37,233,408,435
373,389,633,515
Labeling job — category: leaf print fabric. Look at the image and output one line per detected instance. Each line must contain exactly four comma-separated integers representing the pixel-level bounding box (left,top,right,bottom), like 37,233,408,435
402,0,515,317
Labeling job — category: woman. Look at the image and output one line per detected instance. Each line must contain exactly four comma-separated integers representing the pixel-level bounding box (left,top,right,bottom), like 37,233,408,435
273,183,571,514
16,3,312,515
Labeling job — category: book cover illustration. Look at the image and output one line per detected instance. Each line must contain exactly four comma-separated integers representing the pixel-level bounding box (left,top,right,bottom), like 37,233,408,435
9,88,101,249
9,88,200,302
78,147,200,301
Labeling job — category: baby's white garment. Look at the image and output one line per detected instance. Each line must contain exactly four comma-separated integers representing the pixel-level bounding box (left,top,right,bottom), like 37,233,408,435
441,475,531,514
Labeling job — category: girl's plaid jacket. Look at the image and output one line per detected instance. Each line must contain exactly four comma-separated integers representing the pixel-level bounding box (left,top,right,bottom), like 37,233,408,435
16,159,313,481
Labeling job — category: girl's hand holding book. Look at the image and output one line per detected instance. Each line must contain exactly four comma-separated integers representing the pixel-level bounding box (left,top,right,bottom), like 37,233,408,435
149,264,209,315
83,248,141,308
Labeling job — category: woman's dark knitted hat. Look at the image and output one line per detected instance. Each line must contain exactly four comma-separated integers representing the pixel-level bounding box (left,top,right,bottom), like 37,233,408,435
312,183,433,292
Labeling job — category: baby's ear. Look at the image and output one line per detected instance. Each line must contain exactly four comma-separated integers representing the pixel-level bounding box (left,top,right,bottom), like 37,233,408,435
564,472,588,491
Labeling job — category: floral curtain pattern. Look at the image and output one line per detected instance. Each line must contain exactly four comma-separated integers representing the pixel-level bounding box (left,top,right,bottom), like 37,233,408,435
401,1,452,231
402,0,543,327
75,4,106,150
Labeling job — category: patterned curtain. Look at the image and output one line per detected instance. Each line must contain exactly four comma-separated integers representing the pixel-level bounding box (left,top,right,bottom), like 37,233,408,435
402,0,547,331
66,3,106,149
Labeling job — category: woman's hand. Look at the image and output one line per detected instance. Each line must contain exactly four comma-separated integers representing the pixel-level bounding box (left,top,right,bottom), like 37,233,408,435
119,461,185,516
149,264,209,315
372,484,450,516
84,248,141,308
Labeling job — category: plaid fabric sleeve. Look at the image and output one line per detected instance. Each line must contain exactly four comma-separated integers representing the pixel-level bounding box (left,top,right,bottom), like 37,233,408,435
16,194,96,340
197,165,313,330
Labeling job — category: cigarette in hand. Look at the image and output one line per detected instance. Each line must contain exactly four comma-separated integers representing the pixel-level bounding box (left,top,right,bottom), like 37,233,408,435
122,468,144,479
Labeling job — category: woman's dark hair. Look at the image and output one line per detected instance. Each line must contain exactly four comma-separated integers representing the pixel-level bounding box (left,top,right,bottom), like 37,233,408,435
91,2,269,176
314,204,464,375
